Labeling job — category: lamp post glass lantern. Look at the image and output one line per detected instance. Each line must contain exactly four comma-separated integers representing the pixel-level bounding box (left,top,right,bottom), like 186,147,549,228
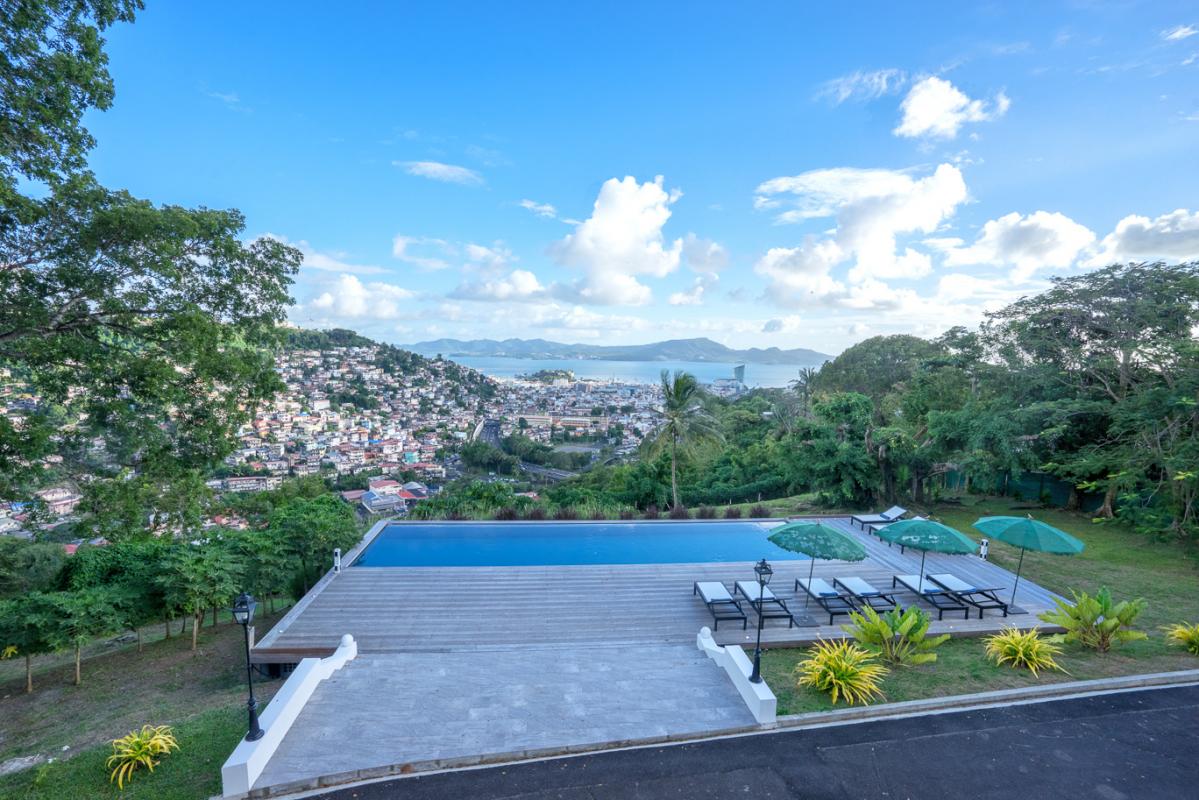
233,592,264,741
749,558,773,683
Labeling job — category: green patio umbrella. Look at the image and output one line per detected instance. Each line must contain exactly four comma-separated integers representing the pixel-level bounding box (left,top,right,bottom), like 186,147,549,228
973,516,1085,604
873,518,976,587
768,521,866,609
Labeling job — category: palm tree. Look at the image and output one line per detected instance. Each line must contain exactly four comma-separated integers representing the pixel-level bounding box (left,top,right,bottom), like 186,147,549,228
789,366,819,417
646,370,723,509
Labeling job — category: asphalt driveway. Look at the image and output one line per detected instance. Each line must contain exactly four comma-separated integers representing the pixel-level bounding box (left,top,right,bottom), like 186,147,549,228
309,684,1199,800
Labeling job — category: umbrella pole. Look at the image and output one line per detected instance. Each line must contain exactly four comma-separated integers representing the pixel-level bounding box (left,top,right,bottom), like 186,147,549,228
805,557,815,608
1011,547,1025,606
919,549,927,587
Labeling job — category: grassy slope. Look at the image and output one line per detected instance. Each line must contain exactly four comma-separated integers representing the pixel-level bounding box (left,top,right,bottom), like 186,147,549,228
0,612,287,799
764,495,1199,714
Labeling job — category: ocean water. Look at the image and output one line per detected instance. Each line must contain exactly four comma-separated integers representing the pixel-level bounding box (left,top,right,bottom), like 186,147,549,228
450,356,817,388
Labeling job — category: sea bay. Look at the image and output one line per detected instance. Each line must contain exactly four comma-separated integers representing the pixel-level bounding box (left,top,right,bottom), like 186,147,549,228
448,356,821,388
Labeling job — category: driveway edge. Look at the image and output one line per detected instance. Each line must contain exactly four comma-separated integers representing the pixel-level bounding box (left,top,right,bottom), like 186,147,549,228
246,668,1199,800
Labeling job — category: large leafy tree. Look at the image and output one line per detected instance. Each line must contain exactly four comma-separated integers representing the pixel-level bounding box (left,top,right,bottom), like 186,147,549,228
0,1,302,533
985,262,1199,526
644,370,723,509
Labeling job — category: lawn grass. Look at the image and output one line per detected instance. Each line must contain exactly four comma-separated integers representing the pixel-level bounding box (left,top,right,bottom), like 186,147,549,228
0,703,249,800
0,609,287,793
763,495,1199,714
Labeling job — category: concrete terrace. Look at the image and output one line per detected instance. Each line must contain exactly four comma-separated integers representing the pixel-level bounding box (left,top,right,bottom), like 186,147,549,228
253,516,1060,661
241,516,1063,796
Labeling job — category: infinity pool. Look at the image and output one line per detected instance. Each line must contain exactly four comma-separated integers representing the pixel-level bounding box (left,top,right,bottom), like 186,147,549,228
353,520,805,567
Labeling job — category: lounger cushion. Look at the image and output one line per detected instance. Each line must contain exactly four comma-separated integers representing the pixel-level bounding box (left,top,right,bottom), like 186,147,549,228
928,574,976,593
735,581,778,602
837,577,882,597
695,581,735,603
797,578,840,597
895,575,944,595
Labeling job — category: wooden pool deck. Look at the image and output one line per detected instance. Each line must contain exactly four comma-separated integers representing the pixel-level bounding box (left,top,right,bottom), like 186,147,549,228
252,517,1061,663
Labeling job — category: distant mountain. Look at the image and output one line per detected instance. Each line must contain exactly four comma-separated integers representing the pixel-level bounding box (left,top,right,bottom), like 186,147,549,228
403,337,831,365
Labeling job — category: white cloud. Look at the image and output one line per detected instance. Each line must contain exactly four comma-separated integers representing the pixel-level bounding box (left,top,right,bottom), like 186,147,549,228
754,163,970,307
394,160,484,186
549,175,683,305
668,277,709,306
817,69,908,104
762,315,803,334
310,274,414,319
392,235,451,271
756,167,922,221
464,242,514,270
1090,208,1199,264
940,210,1096,280
260,234,388,275
682,234,728,275
894,77,1009,140
755,163,968,293
519,199,558,218
1162,25,1197,42
450,269,546,302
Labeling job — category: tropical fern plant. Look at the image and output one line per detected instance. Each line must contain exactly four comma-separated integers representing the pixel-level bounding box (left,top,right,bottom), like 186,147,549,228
1163,622,1199,655
984,627,1065,676
106,725,179,789
842,605,950,666
795,639,888,705
1037,588,1147,652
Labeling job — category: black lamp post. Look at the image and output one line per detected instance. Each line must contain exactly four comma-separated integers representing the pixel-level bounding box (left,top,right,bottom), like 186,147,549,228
232,592,264,741
749,558,773,683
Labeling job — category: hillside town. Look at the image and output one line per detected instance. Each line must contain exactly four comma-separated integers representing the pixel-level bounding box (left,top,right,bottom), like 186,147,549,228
0,340,672,536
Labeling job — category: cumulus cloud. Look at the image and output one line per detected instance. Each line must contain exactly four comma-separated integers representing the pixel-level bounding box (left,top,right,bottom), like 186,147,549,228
394,160,484,186
450,269,546,302
894,77,1009,140
1089,208,1199,264
817,68,908,104
754,163,969,301
683,234,728,275
518,199,558,218
938,210,1096,280
1162,25,1197,41
464,242,514,270
668,277,711,306
392,235,451,271
549,175,683,305
762,315,803,334
260,234,388,275
310,274,414,319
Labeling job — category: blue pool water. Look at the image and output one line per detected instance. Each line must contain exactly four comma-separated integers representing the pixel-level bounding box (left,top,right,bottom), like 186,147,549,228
353,520,806,567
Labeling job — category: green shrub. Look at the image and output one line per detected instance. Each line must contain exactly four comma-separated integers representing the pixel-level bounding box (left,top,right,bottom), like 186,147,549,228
1038,587,1147,652
106,725,179,789
795,639,887,705
842,605,949,666
984,627,1064,676
1164,622,1199,655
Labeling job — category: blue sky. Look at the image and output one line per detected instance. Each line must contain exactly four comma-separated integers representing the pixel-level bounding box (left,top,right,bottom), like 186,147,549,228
87,1,1199,354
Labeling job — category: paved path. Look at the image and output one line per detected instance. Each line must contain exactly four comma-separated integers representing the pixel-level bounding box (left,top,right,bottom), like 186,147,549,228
307,684,1199,800
254,643,755,794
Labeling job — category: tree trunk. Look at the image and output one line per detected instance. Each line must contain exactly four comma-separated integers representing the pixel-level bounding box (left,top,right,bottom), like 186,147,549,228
1099,483,1117,519
670,436,680,509
136,627,142,653
25,653,32,694
1066,486,1081,511
74,645,81,686
179,616,187,636
191,612,201,650
164,613,171,639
